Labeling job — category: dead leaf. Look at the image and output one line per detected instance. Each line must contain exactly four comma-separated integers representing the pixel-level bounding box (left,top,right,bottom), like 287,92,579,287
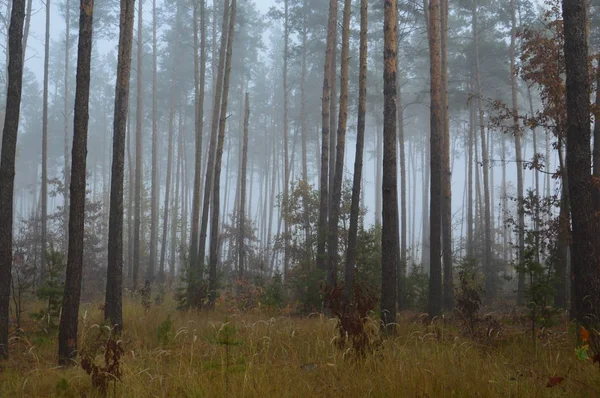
546,376,565,388
580,326,590,343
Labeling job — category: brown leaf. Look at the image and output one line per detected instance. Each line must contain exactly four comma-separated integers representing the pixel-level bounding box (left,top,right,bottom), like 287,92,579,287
546,376,565,388
580,326,590,343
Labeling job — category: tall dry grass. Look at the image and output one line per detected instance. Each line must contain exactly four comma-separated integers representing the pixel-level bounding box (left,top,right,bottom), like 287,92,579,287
0,297,598,397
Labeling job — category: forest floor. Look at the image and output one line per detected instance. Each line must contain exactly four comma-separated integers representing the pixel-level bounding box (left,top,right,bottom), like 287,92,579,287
0,297,598,397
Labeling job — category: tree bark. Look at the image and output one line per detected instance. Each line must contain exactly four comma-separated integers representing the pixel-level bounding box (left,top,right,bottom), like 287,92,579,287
472,0,493,300
382,0,399,330
63,0,70,252
440,0,453,311
208,0,236,308
0,0,25,359
148,0,158,283
238,93,249,278
510,0,525,305
189,0,207,300
562,0,600,338
105,0,135,331
328,0,351,292
159,80,176,284
198,0,230,276
282,0,290,281
428,0,443,317
316,0,337,274
58,0,94,364
132,0,143,291
41,0,50,282
345,0,367,302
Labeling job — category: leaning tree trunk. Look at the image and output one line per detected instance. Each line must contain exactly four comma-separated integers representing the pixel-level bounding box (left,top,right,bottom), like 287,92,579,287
316,0,338,274
58,0,94,365
345,0,368,302
562,0,600,346
0,0,26,359
382,0,399,331
198,0,230,279
328,0,351,292
427,0,443,318
105,0,135,332
208,0,236,309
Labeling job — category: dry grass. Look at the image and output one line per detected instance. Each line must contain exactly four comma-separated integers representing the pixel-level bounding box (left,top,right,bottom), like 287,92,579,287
0,298,598,397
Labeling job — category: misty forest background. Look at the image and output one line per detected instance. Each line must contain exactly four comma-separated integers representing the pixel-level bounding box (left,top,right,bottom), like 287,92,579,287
0,0,599,386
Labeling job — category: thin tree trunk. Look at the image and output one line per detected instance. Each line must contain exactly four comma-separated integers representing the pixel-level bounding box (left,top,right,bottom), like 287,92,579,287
282,0,290,281
105,0,135,331
328,0,351,292
58,0,94,364
345,0,367,302
159,81,176,283
199,0,230,278
316,0,337,273
148,0,159,283
171,116,181,281
510,0,525,305
63,0,70,252
0,0,25,359
440,0,453,310
473,0,493,299
208,0,236,308
40,0,50,281
132,0,143,291
300,0,310,246
238,93,249,278
189,0,206,300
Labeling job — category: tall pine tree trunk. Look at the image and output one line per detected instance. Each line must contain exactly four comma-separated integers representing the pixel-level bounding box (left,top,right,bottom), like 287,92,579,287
282,0,290,281
440,0,453,310
105,0,135,331
159,80,176,283
345,0,367,302
58,0,94,364
0,0,25,359
328,0,351,292
198,0,230,276
316,0,338,274
41,0,50,281
473,0,493,299
382,0,399,330
238,93,249,278
562,0,600,339
148,0,158,283
510,0,525,305
63,0,70,252
427,0,443,317
132,0,143,291
189,0,207,301
208,0,236,308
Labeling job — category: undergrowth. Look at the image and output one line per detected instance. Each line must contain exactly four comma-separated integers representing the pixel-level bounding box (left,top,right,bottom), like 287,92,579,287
0,297,599,397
